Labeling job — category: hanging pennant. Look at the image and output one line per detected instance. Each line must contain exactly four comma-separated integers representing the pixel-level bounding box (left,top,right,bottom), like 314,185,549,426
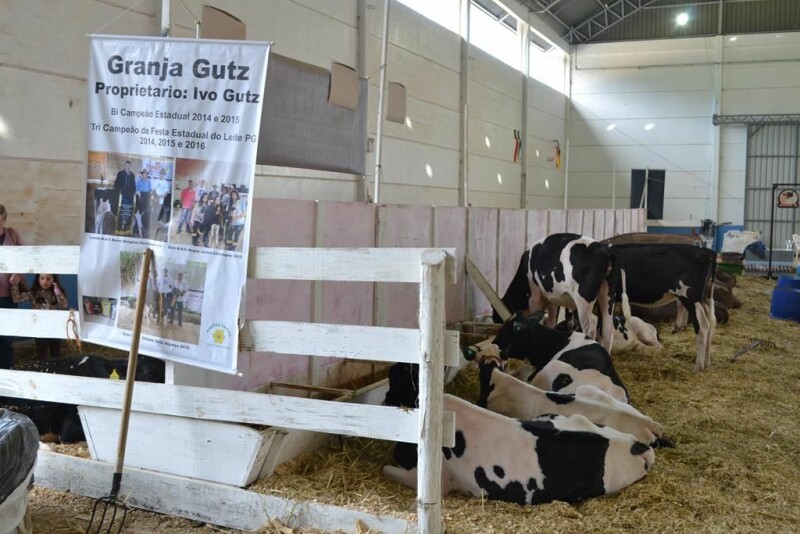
553,140,561,169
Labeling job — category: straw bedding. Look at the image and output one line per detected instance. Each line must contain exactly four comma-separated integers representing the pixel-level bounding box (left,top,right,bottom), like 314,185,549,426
19,275,800,533
255,275,800,533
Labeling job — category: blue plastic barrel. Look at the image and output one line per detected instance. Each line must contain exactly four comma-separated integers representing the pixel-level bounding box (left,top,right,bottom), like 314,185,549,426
770,277,800,321
776,275,800,290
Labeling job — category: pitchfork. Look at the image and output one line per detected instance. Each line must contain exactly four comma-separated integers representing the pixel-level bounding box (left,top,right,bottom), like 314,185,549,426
87,248,153,534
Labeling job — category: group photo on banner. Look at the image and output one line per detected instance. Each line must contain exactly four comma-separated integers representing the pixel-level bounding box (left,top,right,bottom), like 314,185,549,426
79,35,271,374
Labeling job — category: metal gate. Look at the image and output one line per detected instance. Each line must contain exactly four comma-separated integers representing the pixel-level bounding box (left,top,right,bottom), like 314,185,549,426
745,124,800,249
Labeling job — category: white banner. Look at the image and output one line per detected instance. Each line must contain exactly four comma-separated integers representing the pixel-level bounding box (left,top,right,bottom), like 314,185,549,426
80,36,271,374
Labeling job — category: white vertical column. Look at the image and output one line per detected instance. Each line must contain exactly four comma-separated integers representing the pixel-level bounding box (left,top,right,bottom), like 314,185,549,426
417,249,446,534
373,0,391,204
459,0,471,208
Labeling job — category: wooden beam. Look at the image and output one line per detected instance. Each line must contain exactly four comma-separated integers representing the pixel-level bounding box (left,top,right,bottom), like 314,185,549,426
35,452,419,533
465,256,511,321
247,247,456,283
0,370,455,447
0,309,79,338
0,246,80,274
240,321,462,367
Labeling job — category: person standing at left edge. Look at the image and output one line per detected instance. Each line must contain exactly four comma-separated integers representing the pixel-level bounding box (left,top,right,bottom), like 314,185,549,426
114,160,136,235
0,204,24,369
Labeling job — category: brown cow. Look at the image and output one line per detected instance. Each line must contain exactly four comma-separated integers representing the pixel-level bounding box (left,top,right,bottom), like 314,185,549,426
602,232,702,247
631,300,729,325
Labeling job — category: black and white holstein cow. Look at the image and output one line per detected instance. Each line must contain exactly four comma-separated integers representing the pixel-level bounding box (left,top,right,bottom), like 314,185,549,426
612,244,717,371
475,348,663,446
487,312,630,403
383,363,655,505
1,355,165,443
557,312,662,354
494,234,617,353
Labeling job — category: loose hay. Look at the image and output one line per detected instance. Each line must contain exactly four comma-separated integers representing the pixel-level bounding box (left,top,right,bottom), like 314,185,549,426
258,275,800,533
20,276,800,532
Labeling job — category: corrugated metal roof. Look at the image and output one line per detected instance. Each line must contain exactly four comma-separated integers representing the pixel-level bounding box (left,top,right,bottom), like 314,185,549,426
517,0,800,44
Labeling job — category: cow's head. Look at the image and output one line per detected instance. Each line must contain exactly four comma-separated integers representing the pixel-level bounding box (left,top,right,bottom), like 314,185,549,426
385,363,419,409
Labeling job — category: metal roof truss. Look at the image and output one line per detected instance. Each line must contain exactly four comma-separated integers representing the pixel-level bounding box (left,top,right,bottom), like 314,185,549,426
566,0,661,43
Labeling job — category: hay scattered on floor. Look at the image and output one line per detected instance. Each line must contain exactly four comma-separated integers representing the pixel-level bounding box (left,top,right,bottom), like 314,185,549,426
256,275,800,533
21,276,800,533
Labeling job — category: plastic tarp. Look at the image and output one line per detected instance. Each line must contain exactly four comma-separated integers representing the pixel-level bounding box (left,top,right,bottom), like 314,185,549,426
0,466,34,534
0,410,38,505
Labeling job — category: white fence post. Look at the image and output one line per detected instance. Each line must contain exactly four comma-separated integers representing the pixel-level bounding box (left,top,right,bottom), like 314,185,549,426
417,249,446,534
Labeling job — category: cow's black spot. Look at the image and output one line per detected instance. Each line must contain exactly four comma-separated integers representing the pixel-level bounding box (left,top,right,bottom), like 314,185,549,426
613,315,630,340
443,447,452,460
558,347,629,395
520,419,608,503
474,467,528,505
545,392,575,405
552,373,573,391
569,241,611,302
450,431,466,458
630,441,651,456
494,465,505,478
477,361,497,408
527,478,539,491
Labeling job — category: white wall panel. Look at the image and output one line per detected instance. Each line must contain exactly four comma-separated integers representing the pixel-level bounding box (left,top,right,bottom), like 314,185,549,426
0,1,155,76
572,90,713,120
213,0,357,68
381,138,459,189
370,42,460,110
0,71,85,161
570,118,713,147
723,33,800,63
470,48,523,101
663,198,711,220
469,81,523,129
722,88,800,115
573,65,716,93
723,63,800,90
573,37,717,70
469,119,518,161
468,155,522,194
528,108,565,140
376,91,461,150
381,184,458,206
569,146,712,173
528,81,567,117
376,1,461,70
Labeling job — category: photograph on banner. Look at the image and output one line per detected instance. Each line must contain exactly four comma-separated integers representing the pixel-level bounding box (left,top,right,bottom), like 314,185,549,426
116,252,207,344
171,158,250,252
81,296,118,325
86,151,174,241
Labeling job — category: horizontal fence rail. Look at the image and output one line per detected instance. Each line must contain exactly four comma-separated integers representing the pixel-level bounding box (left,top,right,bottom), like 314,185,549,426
0,371,456,447
0,245,81,274
247,247,457,283
240,321,461,366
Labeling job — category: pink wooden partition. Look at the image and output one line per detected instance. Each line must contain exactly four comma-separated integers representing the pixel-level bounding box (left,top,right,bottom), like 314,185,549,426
549,210,567,233
434,207,467,325
376,204,434,328
315,201,377,386
583,209,596,238
604,209,616,239
467,208,499,320
244,199,316,389
592,210,606,240
566,210,584,235
527,210,549,248
228,201,645,391
497,210,527,308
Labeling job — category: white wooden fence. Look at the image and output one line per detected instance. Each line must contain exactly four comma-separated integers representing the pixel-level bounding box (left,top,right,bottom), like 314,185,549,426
0,245,459,533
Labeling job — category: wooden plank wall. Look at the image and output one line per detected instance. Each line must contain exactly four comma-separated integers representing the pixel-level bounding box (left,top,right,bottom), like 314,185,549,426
174,200,645,391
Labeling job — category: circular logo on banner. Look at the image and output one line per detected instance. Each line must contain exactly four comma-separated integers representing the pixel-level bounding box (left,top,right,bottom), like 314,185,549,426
777,189,799,208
